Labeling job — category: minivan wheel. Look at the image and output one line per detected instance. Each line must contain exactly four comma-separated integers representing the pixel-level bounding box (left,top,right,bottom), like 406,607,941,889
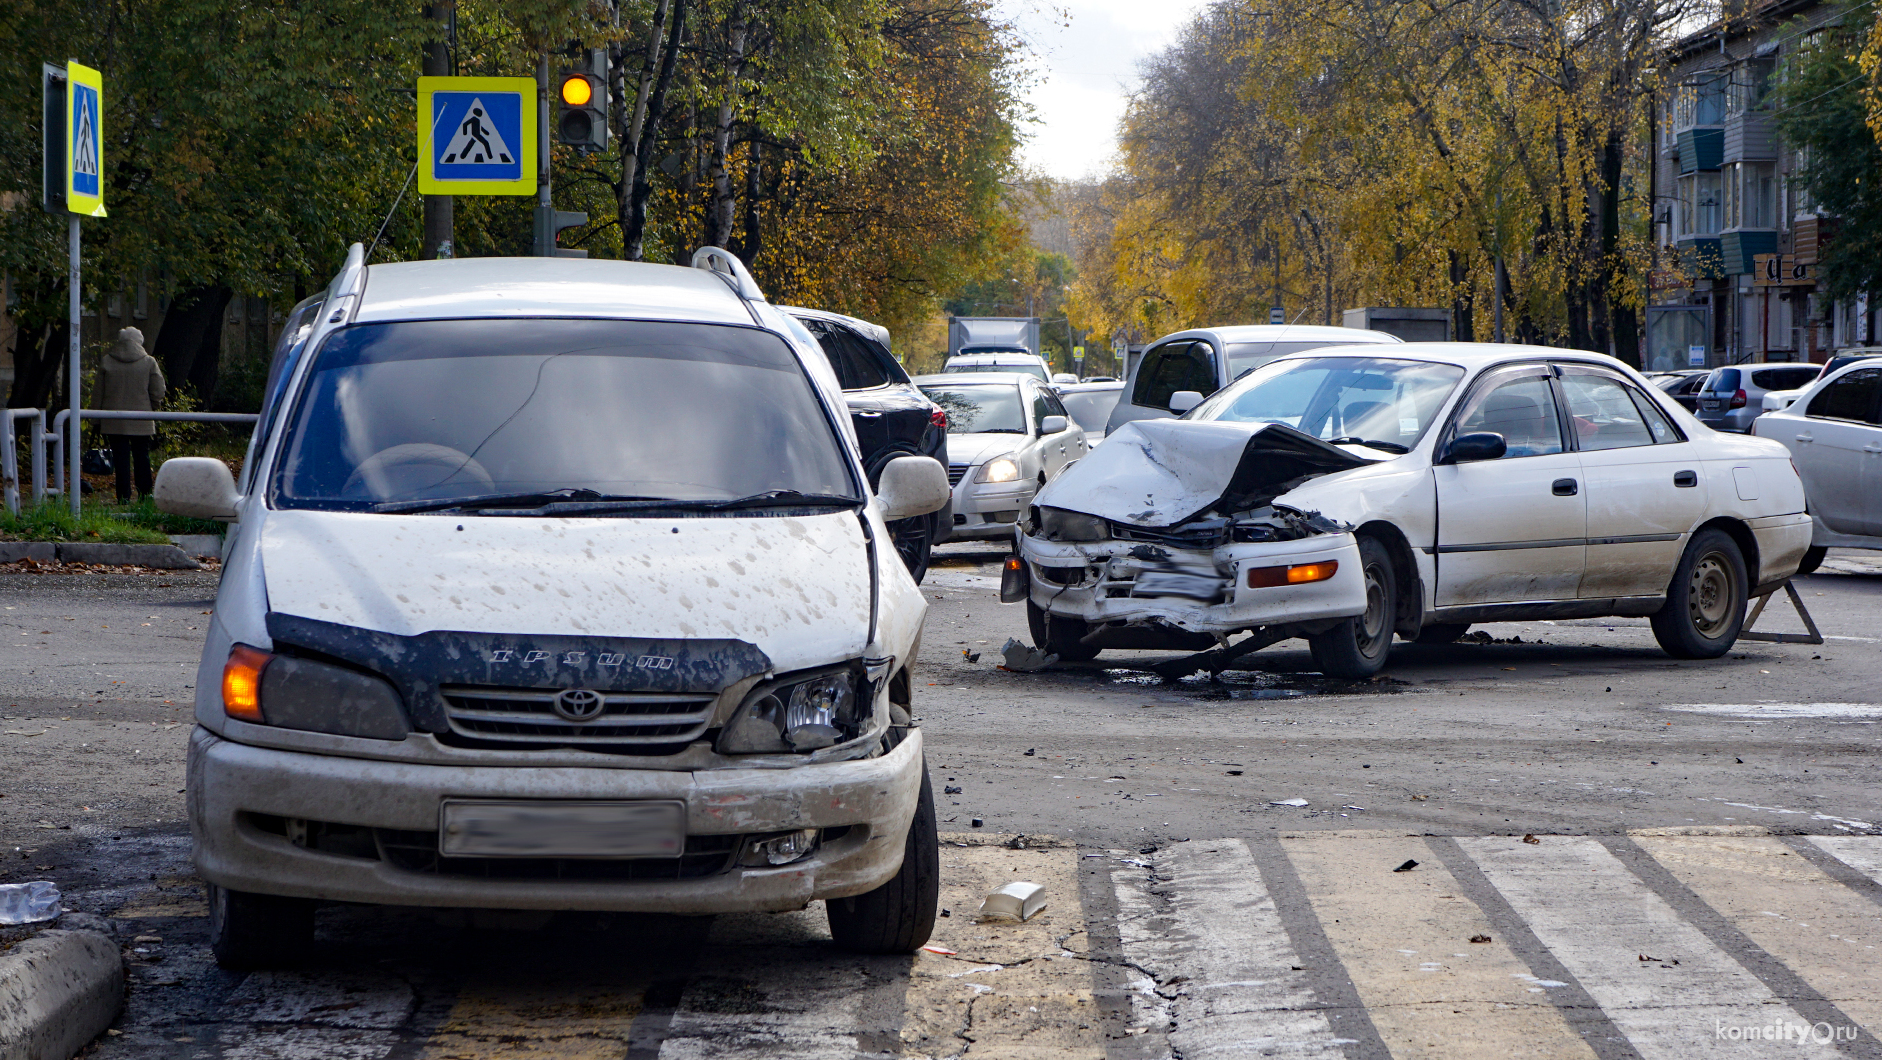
827,766,939,954
1307,536,1396,679
208,882,315,970
1796,545,1827,577
1027,600,1102,661
1650,528,1748,659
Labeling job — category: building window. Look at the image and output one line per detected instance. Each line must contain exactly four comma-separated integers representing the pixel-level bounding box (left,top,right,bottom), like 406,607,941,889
1675,75,1727,129
1680,172,1722,235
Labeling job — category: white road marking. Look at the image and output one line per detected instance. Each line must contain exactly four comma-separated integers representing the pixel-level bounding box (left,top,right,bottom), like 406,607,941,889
657,910,865,1060
1660,701,1882,721
1806,836,1882,885
1113,840,1351,1059
1458,836,1842,1058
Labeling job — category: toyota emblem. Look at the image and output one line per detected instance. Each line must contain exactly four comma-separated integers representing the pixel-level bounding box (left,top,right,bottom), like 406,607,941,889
552,688,605,722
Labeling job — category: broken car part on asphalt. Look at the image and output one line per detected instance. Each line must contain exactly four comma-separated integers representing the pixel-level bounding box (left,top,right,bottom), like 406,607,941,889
977,881,1047,922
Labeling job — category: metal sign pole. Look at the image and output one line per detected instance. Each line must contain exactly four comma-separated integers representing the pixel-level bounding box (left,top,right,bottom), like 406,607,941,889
68,216,81,516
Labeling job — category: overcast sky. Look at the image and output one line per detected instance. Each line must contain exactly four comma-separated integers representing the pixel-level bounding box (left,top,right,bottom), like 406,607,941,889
999,0,1209,180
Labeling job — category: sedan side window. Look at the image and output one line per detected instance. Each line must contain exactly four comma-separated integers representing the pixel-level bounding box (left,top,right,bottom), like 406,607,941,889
1452,371,1563,458
1042,389,1070,420
1558,370,1655,451
1133,341,1217,410
1629,388,1681,443
1031,391,1051,431
1806,367,1882,424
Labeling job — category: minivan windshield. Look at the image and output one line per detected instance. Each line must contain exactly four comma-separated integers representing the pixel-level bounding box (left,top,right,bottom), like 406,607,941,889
1190,356,1465,449
270,319,859,513
943,359,1049,383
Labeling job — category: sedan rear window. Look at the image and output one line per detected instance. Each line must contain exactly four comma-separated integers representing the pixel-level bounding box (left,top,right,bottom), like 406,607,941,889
271,319,858,511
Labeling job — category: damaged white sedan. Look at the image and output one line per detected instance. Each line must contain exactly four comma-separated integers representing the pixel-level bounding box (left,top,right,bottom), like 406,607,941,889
1007,345,1813,678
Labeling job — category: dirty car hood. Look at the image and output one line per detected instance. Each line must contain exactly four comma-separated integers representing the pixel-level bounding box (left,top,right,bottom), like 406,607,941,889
1034,419,1375,528
259,509,871,672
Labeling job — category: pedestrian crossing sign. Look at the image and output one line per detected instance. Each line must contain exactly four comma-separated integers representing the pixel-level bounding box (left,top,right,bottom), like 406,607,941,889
65,61,105,217
417,77,537,196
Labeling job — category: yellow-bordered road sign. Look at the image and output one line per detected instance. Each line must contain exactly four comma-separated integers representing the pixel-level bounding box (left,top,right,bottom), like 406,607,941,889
418,77,537,196
66,61,105,217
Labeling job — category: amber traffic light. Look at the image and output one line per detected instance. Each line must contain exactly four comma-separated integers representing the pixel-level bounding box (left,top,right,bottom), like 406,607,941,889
557,72,607,151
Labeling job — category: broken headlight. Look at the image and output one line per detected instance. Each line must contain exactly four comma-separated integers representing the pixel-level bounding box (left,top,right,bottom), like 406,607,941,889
719,665,869,753
1038,506,1109,542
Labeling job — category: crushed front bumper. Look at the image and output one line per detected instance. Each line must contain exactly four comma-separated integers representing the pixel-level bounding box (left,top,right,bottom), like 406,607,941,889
1019,532,1367,634
188,725,923,913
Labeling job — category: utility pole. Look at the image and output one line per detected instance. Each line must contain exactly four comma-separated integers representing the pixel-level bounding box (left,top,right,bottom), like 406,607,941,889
420,2,454,260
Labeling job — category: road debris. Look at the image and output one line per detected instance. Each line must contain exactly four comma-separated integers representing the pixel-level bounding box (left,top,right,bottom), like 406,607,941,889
920,944,957,955
1270,798,1310,807
1392,859,1418,873
978,881,1047,922
999,638,1058,672
1469,934,1492,944
0,880,62,925
1522,834,1541,844
971,817,984,828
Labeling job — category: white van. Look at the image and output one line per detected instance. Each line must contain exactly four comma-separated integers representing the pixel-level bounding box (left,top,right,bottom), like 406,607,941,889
157,245,951,967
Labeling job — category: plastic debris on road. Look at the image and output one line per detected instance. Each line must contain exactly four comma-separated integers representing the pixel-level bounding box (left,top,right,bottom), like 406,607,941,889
1393,859,1419,872
999,638,1058,672
0,880,62,925
979,881,1048,922
1270,797,1310,807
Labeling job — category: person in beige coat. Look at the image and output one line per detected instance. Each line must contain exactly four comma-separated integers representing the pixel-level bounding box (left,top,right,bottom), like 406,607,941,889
93,326,167,501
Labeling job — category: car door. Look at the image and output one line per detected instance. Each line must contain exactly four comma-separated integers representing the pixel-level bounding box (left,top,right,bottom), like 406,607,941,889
1110,340,1218,431
1793,367,1882,536
1433,365,1586,607
1039,387,1086,471
1557,365,1709,599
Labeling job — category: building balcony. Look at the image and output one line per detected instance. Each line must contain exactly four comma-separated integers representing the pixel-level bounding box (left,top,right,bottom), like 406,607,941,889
1719,229,1778,275
1677,128,1723,173
1675,236,1725,279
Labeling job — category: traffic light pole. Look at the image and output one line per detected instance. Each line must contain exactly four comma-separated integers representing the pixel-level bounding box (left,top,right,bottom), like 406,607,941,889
420,2,453,260
531,52,587,257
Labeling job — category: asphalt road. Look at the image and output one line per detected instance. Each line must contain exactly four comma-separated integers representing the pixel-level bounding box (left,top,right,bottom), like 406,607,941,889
2,550,1879,1058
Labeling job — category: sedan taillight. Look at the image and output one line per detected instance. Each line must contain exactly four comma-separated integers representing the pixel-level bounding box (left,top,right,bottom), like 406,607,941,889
1730,389,1747,409
930,407,948,430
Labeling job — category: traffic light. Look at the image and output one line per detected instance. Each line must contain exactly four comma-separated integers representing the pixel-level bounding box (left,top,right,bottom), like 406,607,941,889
557,71,607,152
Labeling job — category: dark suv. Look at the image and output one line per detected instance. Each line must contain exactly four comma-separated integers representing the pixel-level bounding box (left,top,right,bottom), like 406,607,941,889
1696,364,1822,432
786,307,950,581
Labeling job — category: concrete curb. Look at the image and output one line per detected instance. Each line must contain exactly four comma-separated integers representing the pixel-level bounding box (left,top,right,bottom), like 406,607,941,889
0,928,123,1060
54,543,200,569
0,543,57,564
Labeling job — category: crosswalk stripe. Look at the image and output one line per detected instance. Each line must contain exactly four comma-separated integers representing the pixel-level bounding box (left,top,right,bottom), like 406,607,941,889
1632,833,1882,1044
1457,836,1846,1058
1808,837,1882,889
654,907,862,1059
1283,834,1601,1060
1112,839,1353,1059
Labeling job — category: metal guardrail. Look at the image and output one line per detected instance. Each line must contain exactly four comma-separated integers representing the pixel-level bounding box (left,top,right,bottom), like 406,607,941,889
5,409,257,516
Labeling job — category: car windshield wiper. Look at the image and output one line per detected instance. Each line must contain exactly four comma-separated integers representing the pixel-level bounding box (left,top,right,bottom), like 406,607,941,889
538,490,865,514
976,427,1028,434
374,489,658,514
1327,436,1411,454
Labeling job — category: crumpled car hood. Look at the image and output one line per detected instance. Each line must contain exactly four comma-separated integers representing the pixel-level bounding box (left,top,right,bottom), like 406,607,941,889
258,508,871,672
1035,419,1375,528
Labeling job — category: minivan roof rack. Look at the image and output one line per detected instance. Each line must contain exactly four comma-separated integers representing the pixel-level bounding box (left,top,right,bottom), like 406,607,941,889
691,246,766,302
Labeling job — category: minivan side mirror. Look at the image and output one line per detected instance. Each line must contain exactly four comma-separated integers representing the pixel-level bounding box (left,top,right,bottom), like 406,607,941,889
875,455,950,522
154,457,241,520
1169,390,1205,414
1040,414,1069,435
1440,432,1508,464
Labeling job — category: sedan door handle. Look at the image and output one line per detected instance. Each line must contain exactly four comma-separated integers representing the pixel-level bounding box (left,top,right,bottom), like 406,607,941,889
1673,470,1698,488
1795,433,1813,443
1552,478,1579,497
1866,445,1882,454
855,411,884,418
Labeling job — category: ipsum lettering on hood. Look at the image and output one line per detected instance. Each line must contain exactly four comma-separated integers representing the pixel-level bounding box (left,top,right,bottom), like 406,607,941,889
259,509,870,673
1034,419,1376,529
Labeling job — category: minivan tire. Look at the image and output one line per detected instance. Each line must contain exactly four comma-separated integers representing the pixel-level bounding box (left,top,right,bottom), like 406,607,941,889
209,882,315,970
1027,600,1102,661
888,516,932,583
1308,536,1395,679
827,766,939,954
1651,528,1748,659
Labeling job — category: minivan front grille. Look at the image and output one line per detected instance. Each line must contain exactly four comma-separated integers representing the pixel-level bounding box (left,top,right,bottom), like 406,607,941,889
440,686,718,746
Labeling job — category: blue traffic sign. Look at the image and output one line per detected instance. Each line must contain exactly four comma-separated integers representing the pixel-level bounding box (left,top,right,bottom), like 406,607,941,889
417,77,537,196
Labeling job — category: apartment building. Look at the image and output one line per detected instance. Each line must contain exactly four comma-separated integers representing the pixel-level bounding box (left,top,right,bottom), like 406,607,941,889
1648,0,1872,371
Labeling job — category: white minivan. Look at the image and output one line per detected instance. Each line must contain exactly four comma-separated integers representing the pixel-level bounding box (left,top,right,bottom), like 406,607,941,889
157,245,951,967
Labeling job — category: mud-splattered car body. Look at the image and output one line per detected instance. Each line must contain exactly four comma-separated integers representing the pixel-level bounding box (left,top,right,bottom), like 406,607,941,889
1014,344,1812,675
158,247,951,963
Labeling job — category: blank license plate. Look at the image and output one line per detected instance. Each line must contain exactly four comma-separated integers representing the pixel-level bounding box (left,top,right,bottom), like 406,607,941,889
1699,399,1720,409
1133,570,1226,601
439,800,686,858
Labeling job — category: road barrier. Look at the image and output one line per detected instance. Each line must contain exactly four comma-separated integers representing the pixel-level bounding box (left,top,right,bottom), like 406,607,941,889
3,409,256,516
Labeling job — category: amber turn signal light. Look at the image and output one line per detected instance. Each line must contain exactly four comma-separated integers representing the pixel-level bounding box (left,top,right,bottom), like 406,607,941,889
1246,559,1339,589
222,644,274,722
